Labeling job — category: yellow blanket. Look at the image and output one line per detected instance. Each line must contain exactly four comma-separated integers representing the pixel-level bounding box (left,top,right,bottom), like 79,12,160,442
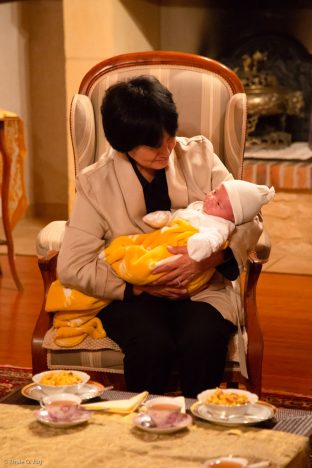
46,219,221,347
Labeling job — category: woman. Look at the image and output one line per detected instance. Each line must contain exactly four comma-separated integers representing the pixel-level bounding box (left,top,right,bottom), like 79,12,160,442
57,75,262,397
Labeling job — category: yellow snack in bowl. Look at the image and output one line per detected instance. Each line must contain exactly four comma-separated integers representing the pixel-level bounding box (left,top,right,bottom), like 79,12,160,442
40,371,82,386
206,388,249,406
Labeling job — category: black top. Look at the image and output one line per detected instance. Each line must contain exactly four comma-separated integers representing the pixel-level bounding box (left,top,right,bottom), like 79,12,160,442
128,156,171,213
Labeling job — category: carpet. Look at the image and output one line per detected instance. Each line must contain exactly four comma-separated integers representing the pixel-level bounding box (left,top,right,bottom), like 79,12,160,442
1,365,312,411
261,391,312,412
0,365,32,399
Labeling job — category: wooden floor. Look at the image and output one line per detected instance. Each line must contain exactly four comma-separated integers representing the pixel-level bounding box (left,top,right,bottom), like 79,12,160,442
0,254,311,397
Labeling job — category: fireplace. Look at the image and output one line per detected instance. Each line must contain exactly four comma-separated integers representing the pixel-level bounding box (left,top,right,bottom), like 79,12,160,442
189,3,312,190
159,1,312,151
219,33,311,150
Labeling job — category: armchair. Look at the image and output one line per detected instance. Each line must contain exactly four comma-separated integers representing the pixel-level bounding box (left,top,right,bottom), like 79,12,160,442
32,51,270,396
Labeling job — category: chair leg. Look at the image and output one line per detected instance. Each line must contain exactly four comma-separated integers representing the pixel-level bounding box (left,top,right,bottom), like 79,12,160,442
226,382,239,389
6,235,23,291
244,261,264,397
31,252,58,374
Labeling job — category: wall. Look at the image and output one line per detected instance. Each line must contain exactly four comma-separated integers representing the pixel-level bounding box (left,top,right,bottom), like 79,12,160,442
26,0,67,218
63,0,161,208
262,191,312,275
0,0,160,218
0,0,67,219
160,1,312,56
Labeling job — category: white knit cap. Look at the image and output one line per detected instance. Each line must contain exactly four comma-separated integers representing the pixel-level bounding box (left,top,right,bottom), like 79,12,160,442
222,180,275,224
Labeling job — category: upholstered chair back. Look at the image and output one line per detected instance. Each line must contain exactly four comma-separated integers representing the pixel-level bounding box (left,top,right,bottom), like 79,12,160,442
70,51,247,181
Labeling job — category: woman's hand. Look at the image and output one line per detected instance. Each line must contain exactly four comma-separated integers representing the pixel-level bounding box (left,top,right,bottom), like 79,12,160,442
133,283,189,300
149,245,225,292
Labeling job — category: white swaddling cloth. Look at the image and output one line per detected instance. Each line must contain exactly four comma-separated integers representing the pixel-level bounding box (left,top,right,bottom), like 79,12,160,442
143,201,235,262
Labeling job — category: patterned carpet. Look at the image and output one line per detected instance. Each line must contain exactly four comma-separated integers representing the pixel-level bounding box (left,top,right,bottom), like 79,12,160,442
261,391,312,411
1,365,312,411
0,365,32,399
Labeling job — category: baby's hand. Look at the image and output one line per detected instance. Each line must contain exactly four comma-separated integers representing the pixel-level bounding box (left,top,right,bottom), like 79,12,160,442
142,210,172,228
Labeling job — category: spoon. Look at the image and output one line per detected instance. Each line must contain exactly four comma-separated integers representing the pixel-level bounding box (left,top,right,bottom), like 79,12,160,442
137,413,157,428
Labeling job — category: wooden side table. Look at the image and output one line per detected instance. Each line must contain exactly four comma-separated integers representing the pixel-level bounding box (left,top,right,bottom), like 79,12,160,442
0,112,28,291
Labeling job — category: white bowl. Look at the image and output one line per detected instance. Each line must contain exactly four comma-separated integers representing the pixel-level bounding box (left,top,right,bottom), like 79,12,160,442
197,388,258,418
32,370,90,395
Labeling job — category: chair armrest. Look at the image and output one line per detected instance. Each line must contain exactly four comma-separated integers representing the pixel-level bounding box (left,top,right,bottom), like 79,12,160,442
242,229,270,394
31,251,59,374
248,230,272,264
36,220,66,257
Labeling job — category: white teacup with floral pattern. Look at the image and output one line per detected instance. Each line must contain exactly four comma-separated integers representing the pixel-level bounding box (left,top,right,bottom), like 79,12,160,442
40,393,82,421
144,396,183,427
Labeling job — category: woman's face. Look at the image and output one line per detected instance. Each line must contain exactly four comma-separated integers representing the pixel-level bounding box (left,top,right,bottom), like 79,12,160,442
127,132,176,172
203,184,235,222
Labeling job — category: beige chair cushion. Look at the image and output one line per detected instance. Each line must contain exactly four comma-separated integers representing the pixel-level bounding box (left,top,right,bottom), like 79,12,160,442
47,348,125,374
46,347,242,375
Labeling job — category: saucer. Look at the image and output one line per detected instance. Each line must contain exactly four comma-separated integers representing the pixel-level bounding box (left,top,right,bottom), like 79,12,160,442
133,412,192,434
35,407,91,428
191,401,276,426
22,381,105,402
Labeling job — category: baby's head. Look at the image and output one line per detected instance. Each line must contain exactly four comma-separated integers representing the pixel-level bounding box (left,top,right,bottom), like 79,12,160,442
203,180,275,224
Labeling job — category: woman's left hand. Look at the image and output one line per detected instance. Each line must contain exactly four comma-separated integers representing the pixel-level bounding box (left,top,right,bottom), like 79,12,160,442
150,245,225,290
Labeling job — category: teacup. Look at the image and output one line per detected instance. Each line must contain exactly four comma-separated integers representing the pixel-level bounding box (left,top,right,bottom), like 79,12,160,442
40,392,82,421
144,396,182,427
204,457,248,468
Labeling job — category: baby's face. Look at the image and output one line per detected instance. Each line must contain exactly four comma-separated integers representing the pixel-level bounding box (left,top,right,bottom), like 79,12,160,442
203,184,234,222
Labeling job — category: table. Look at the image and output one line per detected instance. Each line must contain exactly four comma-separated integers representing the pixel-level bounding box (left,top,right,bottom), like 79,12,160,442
0,389,310,468
0,110,28,291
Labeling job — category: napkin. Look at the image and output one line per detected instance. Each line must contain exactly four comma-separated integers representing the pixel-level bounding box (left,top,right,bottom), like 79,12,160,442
81,391,148,414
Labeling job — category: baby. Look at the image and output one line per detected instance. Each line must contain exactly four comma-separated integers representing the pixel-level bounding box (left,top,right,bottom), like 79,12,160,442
143,179,275,262
46,179,275,348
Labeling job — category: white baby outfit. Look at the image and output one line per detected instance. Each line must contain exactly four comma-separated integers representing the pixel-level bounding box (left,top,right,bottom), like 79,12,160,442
143,180,275,262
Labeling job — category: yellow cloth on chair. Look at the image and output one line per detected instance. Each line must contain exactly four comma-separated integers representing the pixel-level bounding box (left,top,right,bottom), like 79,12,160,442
46,219,221,347
52,311,107,347
45,283,111,347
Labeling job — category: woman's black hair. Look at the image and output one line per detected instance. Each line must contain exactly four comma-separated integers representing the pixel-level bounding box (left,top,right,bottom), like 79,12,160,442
101,75,178,152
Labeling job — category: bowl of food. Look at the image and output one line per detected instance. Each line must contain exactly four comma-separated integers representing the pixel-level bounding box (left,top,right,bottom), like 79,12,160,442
32,370,90,395
197,387,258,418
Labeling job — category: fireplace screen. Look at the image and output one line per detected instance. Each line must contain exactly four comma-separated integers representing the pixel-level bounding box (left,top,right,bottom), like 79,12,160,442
237,50,304,149
220,34,312,150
